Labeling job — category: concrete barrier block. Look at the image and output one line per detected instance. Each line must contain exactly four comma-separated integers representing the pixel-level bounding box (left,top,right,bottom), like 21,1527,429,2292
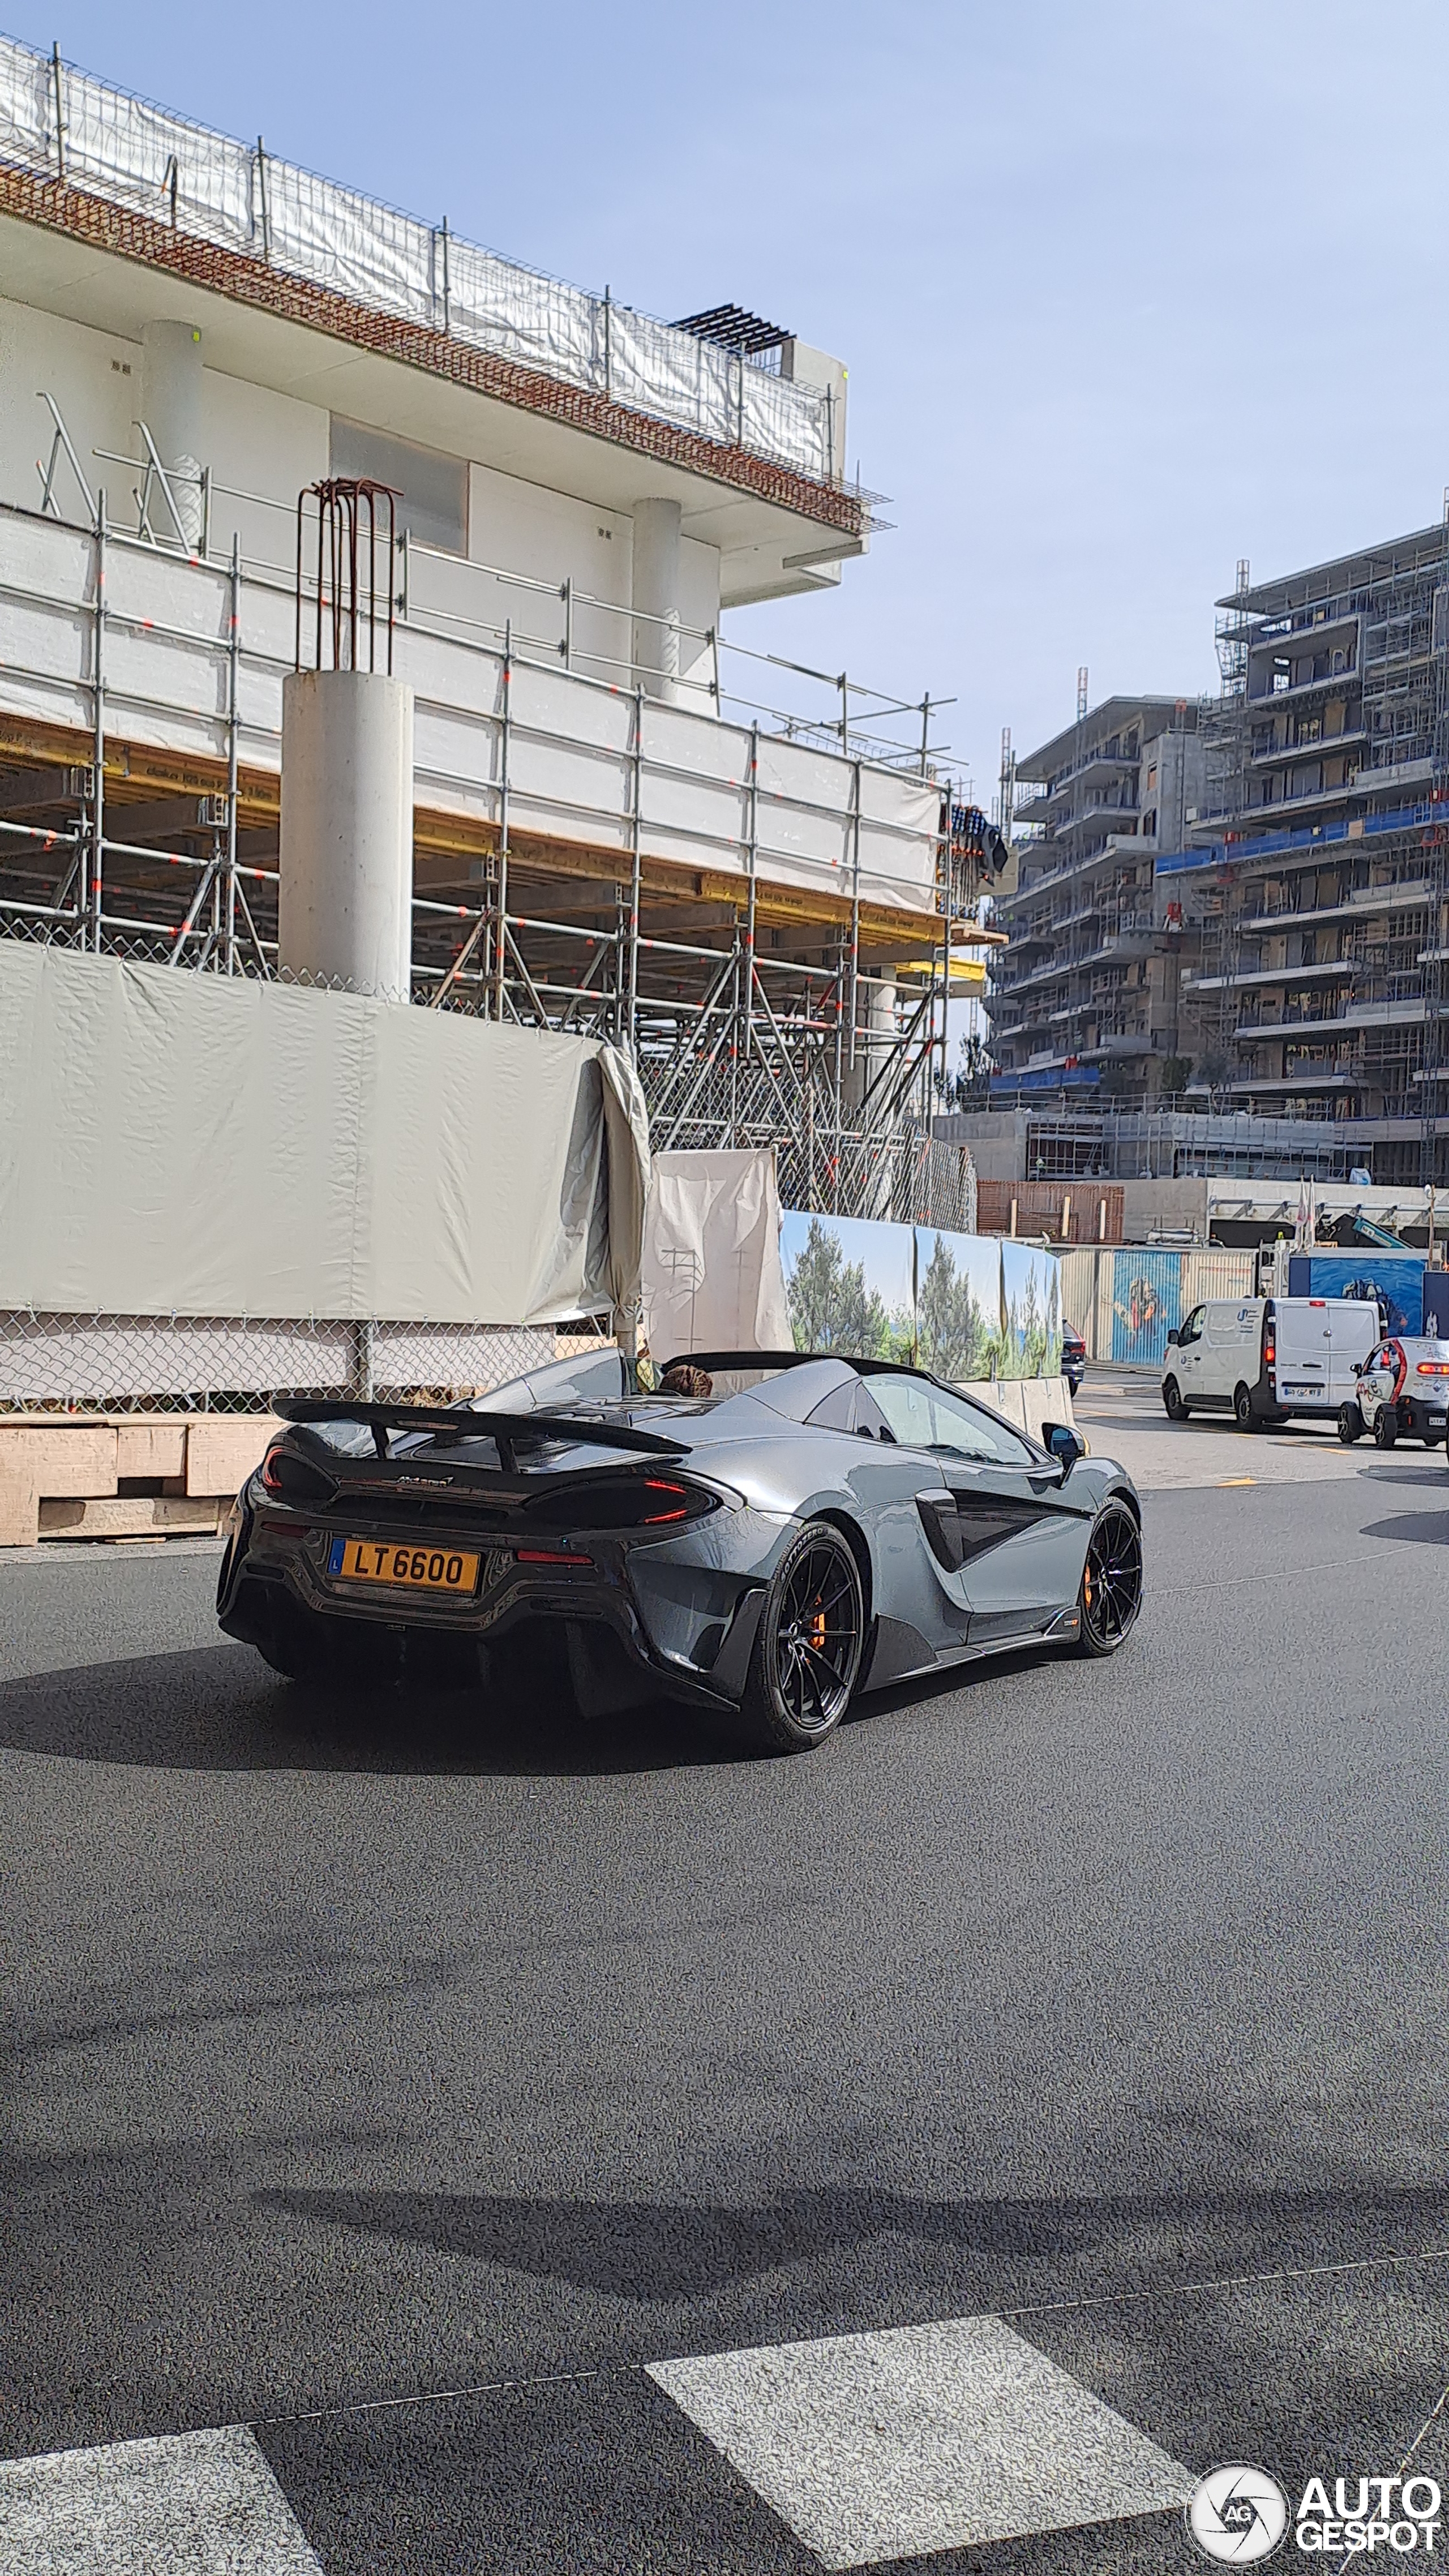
39,1494,224,1539
0,1425,118,1498
1021,1380,1070,1439
116,1421,188,1481
185,1416,280,1498
0,1458,39,1545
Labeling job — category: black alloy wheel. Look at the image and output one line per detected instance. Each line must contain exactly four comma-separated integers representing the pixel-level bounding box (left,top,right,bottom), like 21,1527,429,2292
1163,1375,1188,1422
1074,1502,1143,1658
1233,1384,1257,1431
1374,1405,1397,1449
741,1519,865,1752
1337,1403,1364,1445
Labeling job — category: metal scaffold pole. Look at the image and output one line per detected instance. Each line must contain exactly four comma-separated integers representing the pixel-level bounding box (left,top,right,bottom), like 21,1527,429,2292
846,757,861,1075
90,492,105,953
225,531,241,974
627,686,643,1055
832,935,844,1213
494,621,511,1022
743,723,759,1066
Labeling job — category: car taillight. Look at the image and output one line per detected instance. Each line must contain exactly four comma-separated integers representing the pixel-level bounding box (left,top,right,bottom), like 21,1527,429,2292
260,1445,335,1504
524,1476,722,1533
1417,1360,1449,1375
1264,1335,1275,1366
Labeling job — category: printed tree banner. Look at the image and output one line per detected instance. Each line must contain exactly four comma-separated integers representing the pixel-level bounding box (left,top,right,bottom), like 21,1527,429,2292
1000,1238,1064,1380
915,1227,1008,1380
779,1211,1065,1378
1109,1250,1182,1366
781,1212,916,1361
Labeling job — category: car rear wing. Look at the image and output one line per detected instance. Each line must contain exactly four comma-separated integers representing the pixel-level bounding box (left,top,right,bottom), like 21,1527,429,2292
274,1397,688,1469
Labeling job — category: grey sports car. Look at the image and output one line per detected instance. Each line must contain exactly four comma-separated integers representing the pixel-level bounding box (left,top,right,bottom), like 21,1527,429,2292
217,1348,1143,1751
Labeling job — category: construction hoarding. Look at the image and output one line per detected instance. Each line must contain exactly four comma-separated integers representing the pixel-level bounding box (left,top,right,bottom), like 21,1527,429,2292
0,946,648,1326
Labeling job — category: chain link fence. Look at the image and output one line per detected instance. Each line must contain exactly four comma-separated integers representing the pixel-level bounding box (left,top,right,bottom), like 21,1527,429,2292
0,1313,564,1415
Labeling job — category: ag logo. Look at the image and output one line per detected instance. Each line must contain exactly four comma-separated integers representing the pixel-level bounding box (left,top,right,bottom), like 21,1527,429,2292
1185,2464,1289,2561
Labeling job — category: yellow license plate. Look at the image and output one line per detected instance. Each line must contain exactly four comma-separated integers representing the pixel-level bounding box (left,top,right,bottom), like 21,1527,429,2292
331,1536,481,1594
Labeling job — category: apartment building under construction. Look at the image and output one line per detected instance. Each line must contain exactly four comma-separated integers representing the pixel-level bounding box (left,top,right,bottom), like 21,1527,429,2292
1167,520,1449,1183
985,691,1205,1111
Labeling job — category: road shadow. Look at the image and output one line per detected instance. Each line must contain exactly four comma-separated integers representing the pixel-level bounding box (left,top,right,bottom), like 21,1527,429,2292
0,1642,751,1777
0,1614,1080,1777
1358,1461,1449,1486
1360,1512,1449,1549
253,2175,1449,2301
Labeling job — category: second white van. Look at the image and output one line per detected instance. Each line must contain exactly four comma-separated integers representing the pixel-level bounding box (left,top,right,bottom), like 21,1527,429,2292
1162,1296,1380,1429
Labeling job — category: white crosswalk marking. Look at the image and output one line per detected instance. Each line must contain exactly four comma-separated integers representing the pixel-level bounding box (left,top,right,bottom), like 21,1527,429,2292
649,2312,1196,2569
0,2425,323,2576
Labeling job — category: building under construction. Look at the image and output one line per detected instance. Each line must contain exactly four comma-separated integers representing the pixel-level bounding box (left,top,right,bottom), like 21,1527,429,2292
985,691,1205,1112
0,36,991,1228
1167,522,1449,1184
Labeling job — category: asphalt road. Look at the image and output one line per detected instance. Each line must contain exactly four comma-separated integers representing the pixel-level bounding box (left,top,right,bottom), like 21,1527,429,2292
4,1392,1449,2572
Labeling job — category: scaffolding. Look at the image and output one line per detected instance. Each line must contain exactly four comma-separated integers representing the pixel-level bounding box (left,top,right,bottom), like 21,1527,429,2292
0,475,991,1231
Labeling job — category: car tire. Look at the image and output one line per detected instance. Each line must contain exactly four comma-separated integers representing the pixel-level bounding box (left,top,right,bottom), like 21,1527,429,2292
1233,1383,1257,1431
1374,1407,1397,1449
1073,1501,1143,1658
1337,1403,1364,1445
739,1519,865,1753
1163,1375,1189,1422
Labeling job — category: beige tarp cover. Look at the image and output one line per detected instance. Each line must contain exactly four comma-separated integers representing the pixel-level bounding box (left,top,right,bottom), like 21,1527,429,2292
0,947,649,1323
640,1148,791,1360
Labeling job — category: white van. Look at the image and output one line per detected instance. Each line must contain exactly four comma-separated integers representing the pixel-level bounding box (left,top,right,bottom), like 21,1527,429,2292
1162,1296,1380,1430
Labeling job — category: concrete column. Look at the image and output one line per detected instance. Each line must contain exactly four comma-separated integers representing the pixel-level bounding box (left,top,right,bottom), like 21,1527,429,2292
631,497,682,702
140,320,205,547
843,977,898,1115
278,669,415,1001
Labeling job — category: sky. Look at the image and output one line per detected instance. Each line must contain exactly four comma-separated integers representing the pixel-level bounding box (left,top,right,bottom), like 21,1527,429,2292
14,0,1449,798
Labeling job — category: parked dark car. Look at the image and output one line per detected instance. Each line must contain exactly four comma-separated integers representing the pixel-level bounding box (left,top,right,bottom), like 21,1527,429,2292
1061,1324,1087,1395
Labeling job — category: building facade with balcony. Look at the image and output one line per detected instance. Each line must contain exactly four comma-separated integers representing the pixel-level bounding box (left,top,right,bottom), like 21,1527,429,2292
986,695,1205,1111
0,34,988,1223
1169,521,1449,1181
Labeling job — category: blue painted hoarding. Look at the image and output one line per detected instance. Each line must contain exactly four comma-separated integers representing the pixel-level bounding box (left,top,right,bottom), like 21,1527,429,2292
1109,1251,1182,1368
1286,1253,1427,1336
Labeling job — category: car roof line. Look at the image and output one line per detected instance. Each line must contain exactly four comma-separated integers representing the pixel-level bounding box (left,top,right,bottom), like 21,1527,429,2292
666,1348,927,1379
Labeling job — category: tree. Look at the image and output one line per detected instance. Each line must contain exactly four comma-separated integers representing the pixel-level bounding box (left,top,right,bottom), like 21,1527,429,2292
1001,1258,1062,1380
917,1236,993,1379
786,1216,889,1357
942,1029,994,1113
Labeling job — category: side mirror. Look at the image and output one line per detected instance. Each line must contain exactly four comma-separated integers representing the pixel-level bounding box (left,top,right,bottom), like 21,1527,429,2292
1351,1361,1363,1376
1042,1421,1087,1474
1165,1327,1180,1346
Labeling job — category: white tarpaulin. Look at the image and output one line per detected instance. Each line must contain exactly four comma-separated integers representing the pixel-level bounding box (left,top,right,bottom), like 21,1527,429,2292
640,1148,791,1361
0,946,649,1325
